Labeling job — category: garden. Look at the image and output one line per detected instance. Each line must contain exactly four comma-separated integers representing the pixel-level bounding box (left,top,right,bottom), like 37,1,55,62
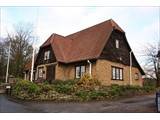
11,74,158,102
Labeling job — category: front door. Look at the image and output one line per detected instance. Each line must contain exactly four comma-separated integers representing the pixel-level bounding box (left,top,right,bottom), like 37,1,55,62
46,65,55,83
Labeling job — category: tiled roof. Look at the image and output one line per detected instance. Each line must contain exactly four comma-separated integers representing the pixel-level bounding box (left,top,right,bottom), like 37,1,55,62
40,19,124,63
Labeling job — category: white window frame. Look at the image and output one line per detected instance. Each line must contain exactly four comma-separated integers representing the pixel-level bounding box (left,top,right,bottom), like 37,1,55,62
38,67,44,78
76,66,81,79
116,39,119,48
112,67,116,79
44,50,50,60
112,66,123,80
75,65,86,79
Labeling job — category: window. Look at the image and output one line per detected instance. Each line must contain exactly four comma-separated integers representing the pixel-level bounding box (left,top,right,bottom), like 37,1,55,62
112,66,123,80
44,50,50,60
135,73,139,80
115,39,119,48
38,67,44,78
76,66,80,79
75,65,86,79
112,67,116,79
119,57,122,61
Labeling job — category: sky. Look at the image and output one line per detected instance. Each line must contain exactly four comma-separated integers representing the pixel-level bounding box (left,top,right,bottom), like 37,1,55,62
0,7,159,67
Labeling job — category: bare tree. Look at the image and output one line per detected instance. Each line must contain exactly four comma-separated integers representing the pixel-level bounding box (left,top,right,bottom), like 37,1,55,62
143,43,160,87
0,39,7,82
5,23,34,78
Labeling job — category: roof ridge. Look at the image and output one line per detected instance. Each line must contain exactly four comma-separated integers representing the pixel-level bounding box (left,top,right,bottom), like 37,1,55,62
109,19,124,32
65,19,112,38
41,33,54,47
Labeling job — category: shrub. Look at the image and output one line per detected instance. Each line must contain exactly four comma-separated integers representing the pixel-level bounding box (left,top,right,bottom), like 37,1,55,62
75,90,89,101
89,90,107,100
75,90,107,101
54,84,74,94
74,74,101,91
38,83,53,93
12,80,40,95
143,85,155,92
11,78,157,101
143,78,156,87
53,80,77,86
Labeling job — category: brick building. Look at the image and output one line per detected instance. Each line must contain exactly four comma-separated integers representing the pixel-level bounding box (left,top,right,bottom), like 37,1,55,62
25,19,145,86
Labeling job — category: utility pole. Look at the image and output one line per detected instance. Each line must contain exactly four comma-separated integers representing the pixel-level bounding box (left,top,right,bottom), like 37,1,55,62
157,50,160,87
30,7,39,82
5,42,11,83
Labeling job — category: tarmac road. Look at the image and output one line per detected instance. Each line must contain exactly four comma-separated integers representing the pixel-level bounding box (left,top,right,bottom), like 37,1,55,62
0,94,157,113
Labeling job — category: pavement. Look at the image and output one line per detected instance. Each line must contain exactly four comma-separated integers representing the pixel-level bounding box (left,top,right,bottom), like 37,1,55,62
0,94,157,113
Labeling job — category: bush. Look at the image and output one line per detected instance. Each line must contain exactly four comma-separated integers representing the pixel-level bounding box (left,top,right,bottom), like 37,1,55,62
53,80,77,86
89,90,107,100
74,74,101,91
75,90,107,101
75,90,89,101
12,80,40,95
143,78,156,87
38,83,53,93
54,84,74,94
11,78,157,101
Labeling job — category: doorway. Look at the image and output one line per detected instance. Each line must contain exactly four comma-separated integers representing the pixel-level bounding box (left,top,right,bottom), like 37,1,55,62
46,65,55,83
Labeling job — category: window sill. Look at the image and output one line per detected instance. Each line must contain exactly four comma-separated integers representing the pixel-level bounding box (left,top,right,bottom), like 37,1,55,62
111,79,123,81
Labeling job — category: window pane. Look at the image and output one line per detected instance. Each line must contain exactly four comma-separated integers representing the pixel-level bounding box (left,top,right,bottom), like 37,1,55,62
116,39,119,48
44,52,47,60
76,66,80,78
47,51,50,59
112,67,123,80
44,51,50,60
38,68,43,78
81,66,85,77
120,69,123,80
116,68,120,79
112,67,116,79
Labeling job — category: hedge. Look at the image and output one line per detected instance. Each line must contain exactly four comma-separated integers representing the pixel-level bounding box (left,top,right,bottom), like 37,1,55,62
11,75,157,101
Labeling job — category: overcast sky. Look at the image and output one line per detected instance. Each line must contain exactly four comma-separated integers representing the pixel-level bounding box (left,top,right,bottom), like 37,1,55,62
0,7,159,66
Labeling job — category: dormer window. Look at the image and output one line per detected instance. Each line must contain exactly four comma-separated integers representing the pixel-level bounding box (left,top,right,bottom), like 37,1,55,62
116,39,119,48
44,50,50,60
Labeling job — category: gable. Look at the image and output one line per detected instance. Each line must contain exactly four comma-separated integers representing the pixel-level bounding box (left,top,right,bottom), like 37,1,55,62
99,30,145,75
35,45,56,67
64,19,119,63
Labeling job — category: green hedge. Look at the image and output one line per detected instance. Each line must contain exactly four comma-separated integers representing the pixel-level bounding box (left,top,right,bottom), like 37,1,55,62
11,79,157,101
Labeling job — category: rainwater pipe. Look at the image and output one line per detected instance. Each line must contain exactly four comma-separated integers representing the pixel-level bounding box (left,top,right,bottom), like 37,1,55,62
129,51,133,85
87,60,92,77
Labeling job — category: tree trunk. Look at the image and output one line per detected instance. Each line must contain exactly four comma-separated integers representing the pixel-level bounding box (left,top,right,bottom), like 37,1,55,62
157,72,160,87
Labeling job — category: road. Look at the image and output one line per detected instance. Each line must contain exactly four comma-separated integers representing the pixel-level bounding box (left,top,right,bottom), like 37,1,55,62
0,94,157,113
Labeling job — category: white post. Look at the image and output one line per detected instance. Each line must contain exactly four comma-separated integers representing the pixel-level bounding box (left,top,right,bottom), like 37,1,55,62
129,51,132,85
30,46,35,82
5,42,11,83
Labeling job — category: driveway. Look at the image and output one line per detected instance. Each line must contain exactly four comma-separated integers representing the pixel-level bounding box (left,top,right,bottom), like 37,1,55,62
0,94,157,113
